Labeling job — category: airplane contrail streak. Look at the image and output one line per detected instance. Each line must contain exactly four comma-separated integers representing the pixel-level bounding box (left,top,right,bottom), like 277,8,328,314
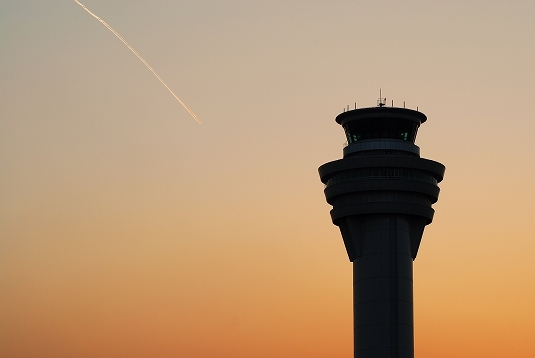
74,0,201,124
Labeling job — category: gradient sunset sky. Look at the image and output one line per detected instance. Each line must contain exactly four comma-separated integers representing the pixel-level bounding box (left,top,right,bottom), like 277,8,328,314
2,0,535,357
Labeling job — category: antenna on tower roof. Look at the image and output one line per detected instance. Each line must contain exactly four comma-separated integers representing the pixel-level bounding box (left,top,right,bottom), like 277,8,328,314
377,88,386,107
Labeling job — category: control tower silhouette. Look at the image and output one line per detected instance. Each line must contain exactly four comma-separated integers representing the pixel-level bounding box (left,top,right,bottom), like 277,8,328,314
318,97,444,358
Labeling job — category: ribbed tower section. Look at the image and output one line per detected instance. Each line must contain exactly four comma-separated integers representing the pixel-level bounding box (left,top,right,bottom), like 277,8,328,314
318,105,444,358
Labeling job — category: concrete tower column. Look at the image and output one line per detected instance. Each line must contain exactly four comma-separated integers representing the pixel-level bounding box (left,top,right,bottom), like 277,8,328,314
318,104,444,358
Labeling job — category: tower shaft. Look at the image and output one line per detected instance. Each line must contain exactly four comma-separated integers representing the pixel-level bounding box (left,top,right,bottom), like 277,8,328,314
353,216,415,358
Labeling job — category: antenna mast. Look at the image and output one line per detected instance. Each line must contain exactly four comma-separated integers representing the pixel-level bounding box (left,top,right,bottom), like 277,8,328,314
377,88,386,107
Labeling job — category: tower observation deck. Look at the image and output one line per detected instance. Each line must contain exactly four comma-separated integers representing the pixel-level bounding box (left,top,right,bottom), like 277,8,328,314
318,104,445,358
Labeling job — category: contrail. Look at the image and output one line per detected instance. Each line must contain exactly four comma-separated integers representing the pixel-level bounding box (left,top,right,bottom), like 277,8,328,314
74,0,201,124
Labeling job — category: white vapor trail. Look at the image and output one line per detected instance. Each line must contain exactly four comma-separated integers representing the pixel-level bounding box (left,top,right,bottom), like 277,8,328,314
74,0,201,124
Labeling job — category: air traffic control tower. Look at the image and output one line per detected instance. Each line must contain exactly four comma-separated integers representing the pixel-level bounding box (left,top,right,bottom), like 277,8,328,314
318,98,444,358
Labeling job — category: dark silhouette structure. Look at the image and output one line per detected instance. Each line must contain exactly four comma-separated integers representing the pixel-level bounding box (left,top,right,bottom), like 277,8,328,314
318,100,444,358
